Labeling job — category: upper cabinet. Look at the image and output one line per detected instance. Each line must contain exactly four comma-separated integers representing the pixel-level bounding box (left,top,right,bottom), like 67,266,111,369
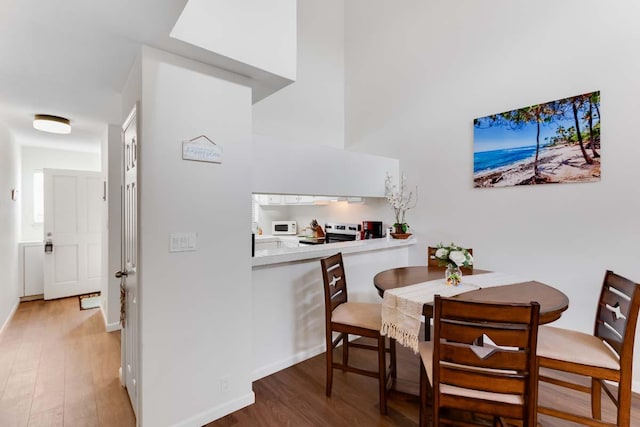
256,194,360,206
284,195,315,204
252,136,399,197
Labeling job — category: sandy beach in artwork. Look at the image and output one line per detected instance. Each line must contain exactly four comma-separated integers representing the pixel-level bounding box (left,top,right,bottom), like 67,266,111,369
474,144,601,187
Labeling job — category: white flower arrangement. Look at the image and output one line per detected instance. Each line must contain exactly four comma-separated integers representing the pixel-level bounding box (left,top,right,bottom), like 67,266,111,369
434,243,473,268
384,172,417,232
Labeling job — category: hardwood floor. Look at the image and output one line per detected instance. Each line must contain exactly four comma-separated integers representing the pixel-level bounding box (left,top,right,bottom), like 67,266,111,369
2,300,638,426
209,335,640,427
0,297,135,427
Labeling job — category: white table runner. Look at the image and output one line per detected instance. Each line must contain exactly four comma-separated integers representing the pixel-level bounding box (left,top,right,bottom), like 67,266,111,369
380,272,529,353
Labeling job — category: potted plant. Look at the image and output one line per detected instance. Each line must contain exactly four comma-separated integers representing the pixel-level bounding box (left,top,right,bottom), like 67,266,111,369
384,172,417,235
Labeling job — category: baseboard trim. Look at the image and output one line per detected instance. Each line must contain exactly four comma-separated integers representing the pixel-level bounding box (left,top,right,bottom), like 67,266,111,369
171,391,255,427
19,294,43,302
100,306,121,332
252,344,325,381
105,321,121,332
0,301,19,337
633,379,640,394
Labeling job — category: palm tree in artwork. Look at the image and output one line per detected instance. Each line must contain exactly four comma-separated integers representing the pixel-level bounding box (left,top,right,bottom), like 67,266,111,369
568,96,594,165
478,102,562,178
584,92,600,158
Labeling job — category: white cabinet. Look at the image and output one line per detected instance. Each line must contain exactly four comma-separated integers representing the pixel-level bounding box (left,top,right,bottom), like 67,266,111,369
265,195,282,204
283,195,315,205
257,194,327,205
255,240,280,251
278,236,300,248
254,236,300,251
256,194,283,205
19,242,44,297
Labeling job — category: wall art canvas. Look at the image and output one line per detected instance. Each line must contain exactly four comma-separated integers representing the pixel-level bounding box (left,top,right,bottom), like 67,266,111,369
473,91,600,188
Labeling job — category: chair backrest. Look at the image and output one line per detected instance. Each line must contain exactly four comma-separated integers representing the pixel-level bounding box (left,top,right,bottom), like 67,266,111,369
432,295,540,426
427,246,474,272
320,253,348,319
594,270,640,379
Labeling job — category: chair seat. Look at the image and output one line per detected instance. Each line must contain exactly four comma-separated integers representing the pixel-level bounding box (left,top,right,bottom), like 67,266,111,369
332,301,382,331
537,325,620,371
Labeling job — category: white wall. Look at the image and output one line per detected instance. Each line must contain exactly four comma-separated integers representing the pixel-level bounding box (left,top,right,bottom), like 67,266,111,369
171,0,297,81
20,146,101,242
252,0,345,148
0,124,21,332
252,137,398,197
137,46,253,426
345,0,640,390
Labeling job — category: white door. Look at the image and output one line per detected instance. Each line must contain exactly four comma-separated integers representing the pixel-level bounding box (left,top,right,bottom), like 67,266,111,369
119,105,139,416
43,169,104,300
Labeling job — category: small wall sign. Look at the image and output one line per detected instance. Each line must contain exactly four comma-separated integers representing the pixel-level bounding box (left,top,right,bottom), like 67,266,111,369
182,135,222,164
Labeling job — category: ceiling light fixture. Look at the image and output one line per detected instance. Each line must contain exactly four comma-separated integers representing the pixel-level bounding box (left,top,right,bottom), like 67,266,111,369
33,114,71,134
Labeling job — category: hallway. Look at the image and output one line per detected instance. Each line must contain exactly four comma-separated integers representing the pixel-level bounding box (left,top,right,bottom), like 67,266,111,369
0,298,135,426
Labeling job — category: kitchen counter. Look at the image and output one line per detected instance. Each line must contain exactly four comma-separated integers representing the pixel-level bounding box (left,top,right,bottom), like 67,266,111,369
252,236,417,267
251,234,414,380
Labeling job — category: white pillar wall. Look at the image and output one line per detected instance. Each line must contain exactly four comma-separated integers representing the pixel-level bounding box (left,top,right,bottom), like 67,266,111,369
136,47,254,426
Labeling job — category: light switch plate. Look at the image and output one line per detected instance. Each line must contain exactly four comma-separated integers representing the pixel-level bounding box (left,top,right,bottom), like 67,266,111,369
169,232,197,252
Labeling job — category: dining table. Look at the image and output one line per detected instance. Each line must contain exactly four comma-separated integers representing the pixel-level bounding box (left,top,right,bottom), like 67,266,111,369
374,266,570,341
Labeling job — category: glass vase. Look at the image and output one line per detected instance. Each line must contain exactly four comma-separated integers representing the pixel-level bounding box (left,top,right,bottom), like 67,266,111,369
445,264,462,286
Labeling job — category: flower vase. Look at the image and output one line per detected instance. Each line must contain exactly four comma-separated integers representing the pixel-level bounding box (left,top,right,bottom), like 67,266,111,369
394,224,404,234
445,264,462,286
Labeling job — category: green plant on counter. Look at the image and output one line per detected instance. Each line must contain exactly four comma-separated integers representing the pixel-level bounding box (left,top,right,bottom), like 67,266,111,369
384,172,417,233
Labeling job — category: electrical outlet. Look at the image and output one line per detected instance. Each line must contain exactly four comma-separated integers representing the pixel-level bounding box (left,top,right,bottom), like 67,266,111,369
220,376,229,393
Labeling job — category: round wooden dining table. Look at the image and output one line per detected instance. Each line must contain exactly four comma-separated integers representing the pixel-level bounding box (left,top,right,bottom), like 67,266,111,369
374,266,569,339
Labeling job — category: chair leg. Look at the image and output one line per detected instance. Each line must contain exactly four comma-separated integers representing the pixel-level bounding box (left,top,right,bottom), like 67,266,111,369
378,335,388,415
326,331,333,397
343,333,349,367
617,379,632,427
419,360,428,427
424,315,431,341
591,378,601,420
390,338,397,379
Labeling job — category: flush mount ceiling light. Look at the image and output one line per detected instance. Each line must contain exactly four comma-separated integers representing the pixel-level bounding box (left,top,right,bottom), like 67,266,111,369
33,114,71,134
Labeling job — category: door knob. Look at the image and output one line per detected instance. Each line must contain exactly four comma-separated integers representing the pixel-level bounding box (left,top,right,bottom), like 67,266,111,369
115,270,129,278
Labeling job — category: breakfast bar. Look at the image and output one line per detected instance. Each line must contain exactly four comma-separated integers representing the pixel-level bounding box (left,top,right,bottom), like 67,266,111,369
251,237,417,380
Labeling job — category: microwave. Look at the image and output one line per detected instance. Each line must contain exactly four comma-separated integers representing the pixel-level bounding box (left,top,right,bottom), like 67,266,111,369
272,221,297,235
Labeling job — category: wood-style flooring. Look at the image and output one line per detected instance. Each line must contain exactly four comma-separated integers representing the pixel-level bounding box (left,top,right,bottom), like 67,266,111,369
2,299,638,426
0,297,135,427
210,334,640,427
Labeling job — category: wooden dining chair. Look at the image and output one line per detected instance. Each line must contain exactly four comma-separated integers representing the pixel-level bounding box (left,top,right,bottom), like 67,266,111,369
419,296,541,427
424,246,474,341
320,252,397,415
537,270,640,427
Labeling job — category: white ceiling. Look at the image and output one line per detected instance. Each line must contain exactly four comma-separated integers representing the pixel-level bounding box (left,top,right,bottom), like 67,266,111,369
0,0,189,152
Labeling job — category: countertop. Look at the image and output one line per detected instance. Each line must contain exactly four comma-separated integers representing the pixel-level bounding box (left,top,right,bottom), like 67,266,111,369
252,236,417,267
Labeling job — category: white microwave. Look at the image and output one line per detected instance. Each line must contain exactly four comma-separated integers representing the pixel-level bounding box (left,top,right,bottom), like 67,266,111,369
272,221,297,235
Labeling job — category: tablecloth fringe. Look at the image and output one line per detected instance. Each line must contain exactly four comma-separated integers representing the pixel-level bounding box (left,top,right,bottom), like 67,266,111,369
381,321,419,354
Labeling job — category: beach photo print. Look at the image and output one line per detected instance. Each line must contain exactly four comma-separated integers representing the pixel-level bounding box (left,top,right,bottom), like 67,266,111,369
473,91,600,188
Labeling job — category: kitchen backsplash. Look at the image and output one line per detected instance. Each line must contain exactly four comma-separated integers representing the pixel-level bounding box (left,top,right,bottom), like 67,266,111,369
255,197,390,235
